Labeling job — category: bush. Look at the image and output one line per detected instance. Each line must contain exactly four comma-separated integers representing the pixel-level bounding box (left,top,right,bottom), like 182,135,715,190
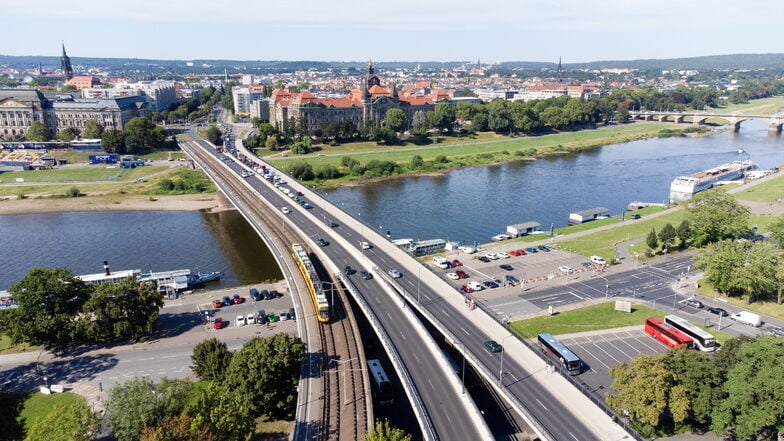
434,155,449,164
65,187,81,198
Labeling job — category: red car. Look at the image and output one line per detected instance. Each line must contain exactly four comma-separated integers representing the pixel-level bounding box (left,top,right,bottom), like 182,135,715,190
461,284,474,293
213,317,226,329
232,294,244,305
451,259,463,267
509,249,526,256
455,270,469,279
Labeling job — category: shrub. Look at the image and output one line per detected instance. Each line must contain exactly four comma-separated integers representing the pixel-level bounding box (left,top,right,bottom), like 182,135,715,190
65,187,81,198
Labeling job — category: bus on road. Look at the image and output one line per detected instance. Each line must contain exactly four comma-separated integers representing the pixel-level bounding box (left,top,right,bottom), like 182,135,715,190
644,318,693,349
367,359,394,405
664,315,716,352
537,333,583,375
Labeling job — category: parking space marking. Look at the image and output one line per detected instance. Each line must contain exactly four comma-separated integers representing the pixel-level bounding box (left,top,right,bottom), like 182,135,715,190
598,334,638,359
568,291,585,300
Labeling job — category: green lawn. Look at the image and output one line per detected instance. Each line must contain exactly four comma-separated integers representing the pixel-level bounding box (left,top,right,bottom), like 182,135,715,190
511,302,662,337
18,392,87,432
0,165,168,184
511,301,731,345
0,334,41,355
734,174,784,202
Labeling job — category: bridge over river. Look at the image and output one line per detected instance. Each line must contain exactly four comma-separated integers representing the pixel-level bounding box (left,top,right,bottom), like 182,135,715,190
630,110,784,132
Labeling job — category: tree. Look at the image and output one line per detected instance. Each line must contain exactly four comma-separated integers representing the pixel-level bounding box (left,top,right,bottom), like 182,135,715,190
658,223,677,250
607,353,690,431
264,135,278,150
81,277,164,342
140,414,215,441
676,219,692,248
385,108,407,133
25,401,99,441
124,117,165,153
314,164,340,180
646,228,659,250
6,268,90,349
694,240,779,302
204,125,223,146
191,338,233,382
410,110,429,137
364,420,412,441
712,337,784,440
102,129,126,153
370,126,397,145
768,215,784,248
185,383,253,441
410,155,424,169
225,334,306,418
662,349,723,431
83,119,104,139
257,122,277,141
288,162,314,180
56,126,79,142
686,191,750,247
108,377,162,441
26,121,50,141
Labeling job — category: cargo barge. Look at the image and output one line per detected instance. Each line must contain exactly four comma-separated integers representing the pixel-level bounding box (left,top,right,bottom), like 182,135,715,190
669,160,757,203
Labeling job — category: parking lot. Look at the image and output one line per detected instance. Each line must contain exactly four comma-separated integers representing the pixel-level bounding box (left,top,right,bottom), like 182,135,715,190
554,327,669,395
429,243,602,299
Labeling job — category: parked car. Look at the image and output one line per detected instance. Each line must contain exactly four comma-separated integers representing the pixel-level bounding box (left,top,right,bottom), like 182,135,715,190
213,317,226,329
590,255,606,265
257,310,267,325
232,294,244,305
235,315,246,327
467,281,484,291
360,269,373,280
249,288,261,301
524,247,537,253
484,340,502,352
288,308,296,320
451,259,463,267
509,249,526,256
258,289,270,300
460,284,473,293
222,295,232,307
630,213,642,220
455,270,469,279
246,313,256,325
499,264,514,271
446,272,460,280
684,299,704,309
581,261,593,268
388,269,402,278
279,311,289,321
497,252,510,259
707,307,728,317
477,256,490,263
537,245,550,252
212,299,223,308
267,312,279,323
484,253,498,260
504,275,519,285
483,280,499,289
769,326,784,337
558,266,573,274
269,290,281,299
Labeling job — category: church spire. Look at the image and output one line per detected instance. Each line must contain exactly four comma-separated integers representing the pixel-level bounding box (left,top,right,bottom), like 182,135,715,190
556,56,563,83
60,42,73,81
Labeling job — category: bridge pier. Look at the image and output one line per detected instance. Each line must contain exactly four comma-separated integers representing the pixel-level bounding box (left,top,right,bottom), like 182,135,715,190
769,123,783,134
674,115,685,124
216,190,233,209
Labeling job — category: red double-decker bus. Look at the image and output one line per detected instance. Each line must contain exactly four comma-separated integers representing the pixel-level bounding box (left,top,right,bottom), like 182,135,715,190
644,318,693,349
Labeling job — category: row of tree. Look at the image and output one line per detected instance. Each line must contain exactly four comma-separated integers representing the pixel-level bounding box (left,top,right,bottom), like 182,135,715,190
608,336,784,440
24,119,105,142
100,117,166,154
151,85,226,124
0,268,164,350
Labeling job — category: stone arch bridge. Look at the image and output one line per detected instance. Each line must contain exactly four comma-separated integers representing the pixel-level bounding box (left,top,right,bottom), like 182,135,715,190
629,110,784,132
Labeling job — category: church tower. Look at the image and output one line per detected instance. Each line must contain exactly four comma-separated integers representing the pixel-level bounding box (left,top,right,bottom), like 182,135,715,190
556,56,563,83
60,43,73,81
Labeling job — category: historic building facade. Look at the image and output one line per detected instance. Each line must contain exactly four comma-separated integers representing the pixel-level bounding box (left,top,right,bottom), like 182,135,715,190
266,61,451,134
0,88,149,140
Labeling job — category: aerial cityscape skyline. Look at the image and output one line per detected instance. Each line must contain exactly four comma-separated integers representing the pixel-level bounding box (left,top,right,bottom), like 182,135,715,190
4,0,782,62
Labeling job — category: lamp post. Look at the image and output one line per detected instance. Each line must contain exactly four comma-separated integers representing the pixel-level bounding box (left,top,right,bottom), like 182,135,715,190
499,334,515,385
330,357,356,405
454,341,467,394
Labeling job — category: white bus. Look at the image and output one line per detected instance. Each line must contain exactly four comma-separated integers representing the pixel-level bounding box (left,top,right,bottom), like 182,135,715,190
664,315,716,352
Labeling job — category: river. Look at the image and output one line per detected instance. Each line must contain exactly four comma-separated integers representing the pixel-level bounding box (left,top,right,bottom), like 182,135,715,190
1,120,781,290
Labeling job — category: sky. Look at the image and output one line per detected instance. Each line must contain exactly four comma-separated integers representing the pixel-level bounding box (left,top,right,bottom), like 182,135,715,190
3,0,783,63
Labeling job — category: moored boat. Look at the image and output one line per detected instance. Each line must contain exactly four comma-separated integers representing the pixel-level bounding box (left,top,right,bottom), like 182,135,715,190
669,160,756,203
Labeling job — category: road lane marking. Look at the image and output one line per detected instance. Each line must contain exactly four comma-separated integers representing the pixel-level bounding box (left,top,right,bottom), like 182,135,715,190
535,398,549,411
568,291,584,300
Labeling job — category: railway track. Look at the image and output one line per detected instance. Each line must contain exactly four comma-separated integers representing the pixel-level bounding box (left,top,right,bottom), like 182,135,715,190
180,138,368,440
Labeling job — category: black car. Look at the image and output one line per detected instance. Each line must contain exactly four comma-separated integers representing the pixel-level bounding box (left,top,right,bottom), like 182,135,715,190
269,290,281,299
477,256,490,263
249,288,261,301
484,340,502,352
327,220,338,227
359,269,373,280
260,289,271,300
505,275,519,285
288,308,296,321
344,266,355,275
317,237,329,246
707,307,728,317
483,280,499,289
537,245,550,252
630,213,642,220
222,295,232,307
499,264,514,271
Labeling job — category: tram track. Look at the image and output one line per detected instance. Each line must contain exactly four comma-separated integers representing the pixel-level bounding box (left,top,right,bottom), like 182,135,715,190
180,137,368,440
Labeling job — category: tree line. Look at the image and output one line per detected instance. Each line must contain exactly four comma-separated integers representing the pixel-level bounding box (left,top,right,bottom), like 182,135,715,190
0,268,164,351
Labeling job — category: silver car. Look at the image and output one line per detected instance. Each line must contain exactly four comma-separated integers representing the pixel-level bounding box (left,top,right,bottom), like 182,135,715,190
388,269,402,278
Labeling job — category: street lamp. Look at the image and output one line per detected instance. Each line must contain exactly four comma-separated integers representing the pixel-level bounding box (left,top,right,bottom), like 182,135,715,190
499,334,516,385
330,357,356,405
453,341,467,394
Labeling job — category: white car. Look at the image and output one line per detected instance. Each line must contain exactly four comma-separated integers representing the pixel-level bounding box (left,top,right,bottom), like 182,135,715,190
281,207,291,214
246,313,256,325
388,269,402,278
446,272,460,280
235,315,246,327
279,311,289,321
558,266,573,274
497,252,510,259
484,253,498,260
590,255,606,265
467,281,484,291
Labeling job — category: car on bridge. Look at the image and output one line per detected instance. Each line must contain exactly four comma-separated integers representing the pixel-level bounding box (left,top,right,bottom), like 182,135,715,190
281,207,291,214
484,340,502,352
388,269,402,278
317,238,329,246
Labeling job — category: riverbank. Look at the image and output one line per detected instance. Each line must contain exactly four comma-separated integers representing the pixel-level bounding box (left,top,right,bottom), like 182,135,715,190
0,193,221,216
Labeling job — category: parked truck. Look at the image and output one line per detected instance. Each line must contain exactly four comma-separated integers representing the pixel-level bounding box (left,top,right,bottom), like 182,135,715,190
729,311,762,327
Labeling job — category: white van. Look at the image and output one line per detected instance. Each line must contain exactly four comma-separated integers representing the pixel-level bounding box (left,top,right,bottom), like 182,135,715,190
468,281,484,291
432,256,447,264
590,255,606,265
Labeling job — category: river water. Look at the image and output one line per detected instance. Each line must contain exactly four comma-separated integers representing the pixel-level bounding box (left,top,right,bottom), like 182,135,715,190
1,120,781,290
